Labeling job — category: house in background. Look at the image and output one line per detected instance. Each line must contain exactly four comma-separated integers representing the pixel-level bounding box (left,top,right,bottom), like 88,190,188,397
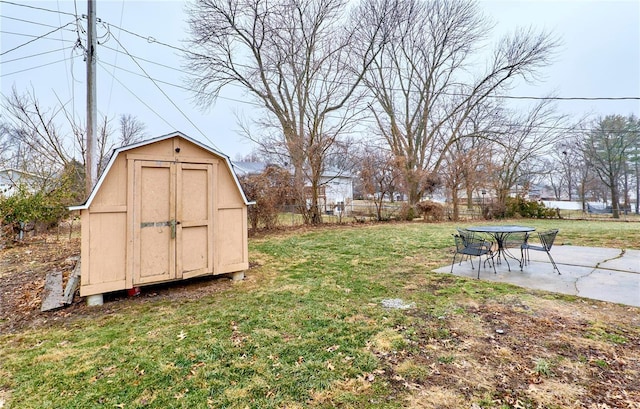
316,169,353,215
232,161,269,177
0,168,42,197
232,162,353,215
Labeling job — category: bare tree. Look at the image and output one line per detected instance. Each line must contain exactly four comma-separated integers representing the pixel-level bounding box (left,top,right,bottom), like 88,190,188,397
441,139,488,220
488,100,565,211
119,113,146,146
355,0,559,206
358,145,402,220
581,115,639,218
3,87,73,168
2,87,74,190
96,114,147,175
2,87,147,198
0,122,13,169
185,0,388,224
440,103,498,220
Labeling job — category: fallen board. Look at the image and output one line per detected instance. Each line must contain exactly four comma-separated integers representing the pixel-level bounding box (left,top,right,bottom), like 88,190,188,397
41,270,65,312
62,258,81,305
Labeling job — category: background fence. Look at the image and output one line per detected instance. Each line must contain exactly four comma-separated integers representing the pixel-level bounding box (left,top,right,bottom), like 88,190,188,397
268,200,640,229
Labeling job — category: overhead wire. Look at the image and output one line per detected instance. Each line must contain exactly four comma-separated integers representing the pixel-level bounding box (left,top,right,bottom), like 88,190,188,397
2,7,636,144
0,15,68,29
99,43,185,73
1,21,78,56
96,60,177,131
105,0,126,113
2,55,83,77
105,21,640,103
0,1,76,17
105,28,221,149
0,46,74,64
56,0,72,104
100,60,259,107
96,57,633,136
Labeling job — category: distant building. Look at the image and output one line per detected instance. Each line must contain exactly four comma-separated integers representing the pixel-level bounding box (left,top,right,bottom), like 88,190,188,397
232,162,353,214
317,169,353,215
232,161,269,177
0,168,41,197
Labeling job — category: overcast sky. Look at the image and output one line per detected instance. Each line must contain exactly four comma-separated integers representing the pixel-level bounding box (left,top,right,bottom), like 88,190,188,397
1,0,639,159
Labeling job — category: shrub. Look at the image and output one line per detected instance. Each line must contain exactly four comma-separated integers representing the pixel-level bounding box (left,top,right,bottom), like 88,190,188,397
0,167,83,244
239,165,295,230
398,203,417,221
416,200,444,222
0,185,68,243
503,197,557,219
482,201,505,220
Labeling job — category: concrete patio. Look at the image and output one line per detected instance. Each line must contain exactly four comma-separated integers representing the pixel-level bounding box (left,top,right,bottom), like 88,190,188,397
435,245,640,307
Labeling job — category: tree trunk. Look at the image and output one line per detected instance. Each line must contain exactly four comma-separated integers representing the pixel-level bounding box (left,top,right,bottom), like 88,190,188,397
465,185,474,210
451,188,460,221
636,160,640,214
610,182,620,219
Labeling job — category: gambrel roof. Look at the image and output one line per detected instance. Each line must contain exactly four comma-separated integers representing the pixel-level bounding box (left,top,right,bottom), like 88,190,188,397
70,131,252,210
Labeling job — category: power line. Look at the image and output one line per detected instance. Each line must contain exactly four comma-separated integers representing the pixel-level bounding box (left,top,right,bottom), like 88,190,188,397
97,59,261,107
105,0,126,114
0,28,76,37
96,60,176,131
107,33,221,149
104,21,640,104
94,26,640,135
96,58,634,136
0,46,74,64
1,14,68,29
491,95,640,102
105,22,189,55
99,43,184,73
1,55,82,77
1,21,78,56
0,1,76,17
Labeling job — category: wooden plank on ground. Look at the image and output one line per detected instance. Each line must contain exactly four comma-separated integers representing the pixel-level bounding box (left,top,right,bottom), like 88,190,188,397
63,258,81,304
41,270,65,311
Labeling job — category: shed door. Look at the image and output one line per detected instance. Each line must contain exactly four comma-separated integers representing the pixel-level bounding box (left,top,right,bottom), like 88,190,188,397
133,161,213,285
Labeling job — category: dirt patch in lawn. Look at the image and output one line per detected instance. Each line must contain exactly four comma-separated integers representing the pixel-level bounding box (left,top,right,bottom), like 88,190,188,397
0,234,244,334
372,296,640,408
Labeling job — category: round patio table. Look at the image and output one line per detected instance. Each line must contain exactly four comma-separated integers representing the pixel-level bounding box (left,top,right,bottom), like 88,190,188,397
466,225,535,271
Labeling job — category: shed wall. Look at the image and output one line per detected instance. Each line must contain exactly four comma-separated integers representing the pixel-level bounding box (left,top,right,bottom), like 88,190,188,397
79,135,248,297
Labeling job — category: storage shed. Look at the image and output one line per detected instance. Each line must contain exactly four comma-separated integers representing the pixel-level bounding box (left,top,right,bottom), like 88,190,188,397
70,132,251,298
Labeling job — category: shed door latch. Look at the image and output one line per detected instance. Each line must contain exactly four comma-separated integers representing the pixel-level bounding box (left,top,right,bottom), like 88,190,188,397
169,219,181,239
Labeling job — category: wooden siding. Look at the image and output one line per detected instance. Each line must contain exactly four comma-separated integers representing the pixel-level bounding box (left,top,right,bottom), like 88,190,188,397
78,134,249,297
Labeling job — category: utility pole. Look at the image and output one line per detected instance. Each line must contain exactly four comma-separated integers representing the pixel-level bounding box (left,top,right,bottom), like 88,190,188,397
86,0,97,196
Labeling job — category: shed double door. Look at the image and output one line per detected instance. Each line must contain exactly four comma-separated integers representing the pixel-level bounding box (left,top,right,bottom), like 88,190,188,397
133,160,213,285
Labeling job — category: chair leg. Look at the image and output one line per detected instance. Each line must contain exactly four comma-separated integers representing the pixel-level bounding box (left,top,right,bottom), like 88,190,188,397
450,253,457,273
489,254,496,275
546,251,560,274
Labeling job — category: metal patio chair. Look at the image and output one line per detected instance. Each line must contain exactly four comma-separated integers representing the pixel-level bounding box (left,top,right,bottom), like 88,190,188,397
451,231,496,279
503,232,528,268
521,229,560,274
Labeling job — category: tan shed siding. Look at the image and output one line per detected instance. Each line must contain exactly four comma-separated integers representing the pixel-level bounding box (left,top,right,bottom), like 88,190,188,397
218,207,248,270
78,134,248,296
217,164,244,207
92,155,127,207
81,211,127,296
133,138,175,157
174,138,212,159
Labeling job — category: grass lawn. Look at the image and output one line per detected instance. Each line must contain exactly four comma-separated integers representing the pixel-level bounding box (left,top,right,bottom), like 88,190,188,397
1,219,639,408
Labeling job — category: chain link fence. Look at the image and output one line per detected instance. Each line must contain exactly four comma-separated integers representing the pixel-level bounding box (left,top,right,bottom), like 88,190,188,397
260,200,640,229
